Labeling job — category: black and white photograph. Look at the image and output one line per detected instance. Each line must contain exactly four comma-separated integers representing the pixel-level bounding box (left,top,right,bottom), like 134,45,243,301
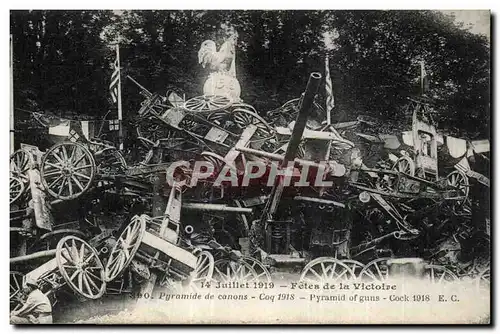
8,9,491,324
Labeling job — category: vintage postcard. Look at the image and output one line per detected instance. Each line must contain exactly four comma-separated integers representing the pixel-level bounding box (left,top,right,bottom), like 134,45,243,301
9,9,490,324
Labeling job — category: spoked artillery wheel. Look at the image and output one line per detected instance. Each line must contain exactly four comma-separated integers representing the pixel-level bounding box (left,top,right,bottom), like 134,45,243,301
475,267,490,291
10,149,31,182
341,259,366,280
376,156,415,192
10,176,25,204
394,156,415,176
189,251,215,290
10,271,24,310
445,170,470,212
183,95,232,113
241,256,272,282
424,264,458,284
31,229,87,253
105,215,146,282
56,236,106,299
299,257,356,285
41,142,96,200
358,258,391,282
200,151,227,174
136,117,180,145
94,148,128,175
213,259,260,284
232,108,275,139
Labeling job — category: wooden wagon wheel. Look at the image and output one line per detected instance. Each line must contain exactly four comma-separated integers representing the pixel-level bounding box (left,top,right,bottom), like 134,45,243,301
393,156,415,176
445,170,469,208
299,257,355,285
10,271,24,310
424,264,458,284
341,259,366,279
10,149,31,182
41,142,96,200
213,259,260,283
281,98,301,112
241,256,272,282
183,95,232,113
189,251,215,290
56,236,106,299
232,108,275,139
137,118,178,144
200,151,226,174
231,102,257,113
105,215,146,282
358,257,391,282
94,148,128,175
475,267,490,290
206,109,231,124
10,176,25,204
31,229,87,252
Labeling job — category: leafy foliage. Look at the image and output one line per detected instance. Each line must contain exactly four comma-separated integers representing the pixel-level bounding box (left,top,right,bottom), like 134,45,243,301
11,10,490,139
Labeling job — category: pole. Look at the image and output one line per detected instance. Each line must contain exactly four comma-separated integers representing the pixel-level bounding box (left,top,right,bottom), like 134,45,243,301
10,34,15,153
116,44,124,150
325,56,333,126
420,60,425,96
10,250,57,264
260,72,322,223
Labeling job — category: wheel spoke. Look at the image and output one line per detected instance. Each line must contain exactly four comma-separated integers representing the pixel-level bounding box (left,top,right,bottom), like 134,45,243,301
71,175,85,191
330,261,338,278
58,178,67,196
63,242,76,263
51,151,66,166
362,269,377,280
84,271,100,291
438,271,446,284
69,270,79,283
74,164,93,171
78,272,84,291
45,161,63,170
67,177,73,195
62,249,75,264
74,171,91,180
309,268,323,281
320,263,328,278
82,272,94,295
336,269,349,280
86,270,102,282
48,174,64,189
374,263,384,280
73,152,87,166
43,170,62,177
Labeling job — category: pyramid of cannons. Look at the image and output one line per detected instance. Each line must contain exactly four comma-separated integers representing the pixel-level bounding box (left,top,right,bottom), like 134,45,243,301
10,72,490,311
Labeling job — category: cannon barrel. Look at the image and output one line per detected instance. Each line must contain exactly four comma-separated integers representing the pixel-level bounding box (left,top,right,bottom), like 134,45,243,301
282,72,322,166
127,75,152,96
10,249,57,264
260,72,322,228
182,203,253,213
236,145,327,169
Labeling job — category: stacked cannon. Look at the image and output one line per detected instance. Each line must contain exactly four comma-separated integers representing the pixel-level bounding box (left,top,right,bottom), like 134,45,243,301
10,71,490,318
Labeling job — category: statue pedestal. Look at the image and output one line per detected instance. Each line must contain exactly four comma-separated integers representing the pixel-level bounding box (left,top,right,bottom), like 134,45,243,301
203,73,241,102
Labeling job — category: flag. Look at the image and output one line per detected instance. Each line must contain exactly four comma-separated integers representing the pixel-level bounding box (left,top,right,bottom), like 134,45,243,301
325,56,335,124
109,119,120,131
109,46,121,104
68,121,87,143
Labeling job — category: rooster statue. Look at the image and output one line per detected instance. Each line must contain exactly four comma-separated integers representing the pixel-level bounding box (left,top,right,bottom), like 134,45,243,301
197,33,241,101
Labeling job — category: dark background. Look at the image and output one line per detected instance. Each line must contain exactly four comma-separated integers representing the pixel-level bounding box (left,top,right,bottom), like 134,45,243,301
10,10,490,140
